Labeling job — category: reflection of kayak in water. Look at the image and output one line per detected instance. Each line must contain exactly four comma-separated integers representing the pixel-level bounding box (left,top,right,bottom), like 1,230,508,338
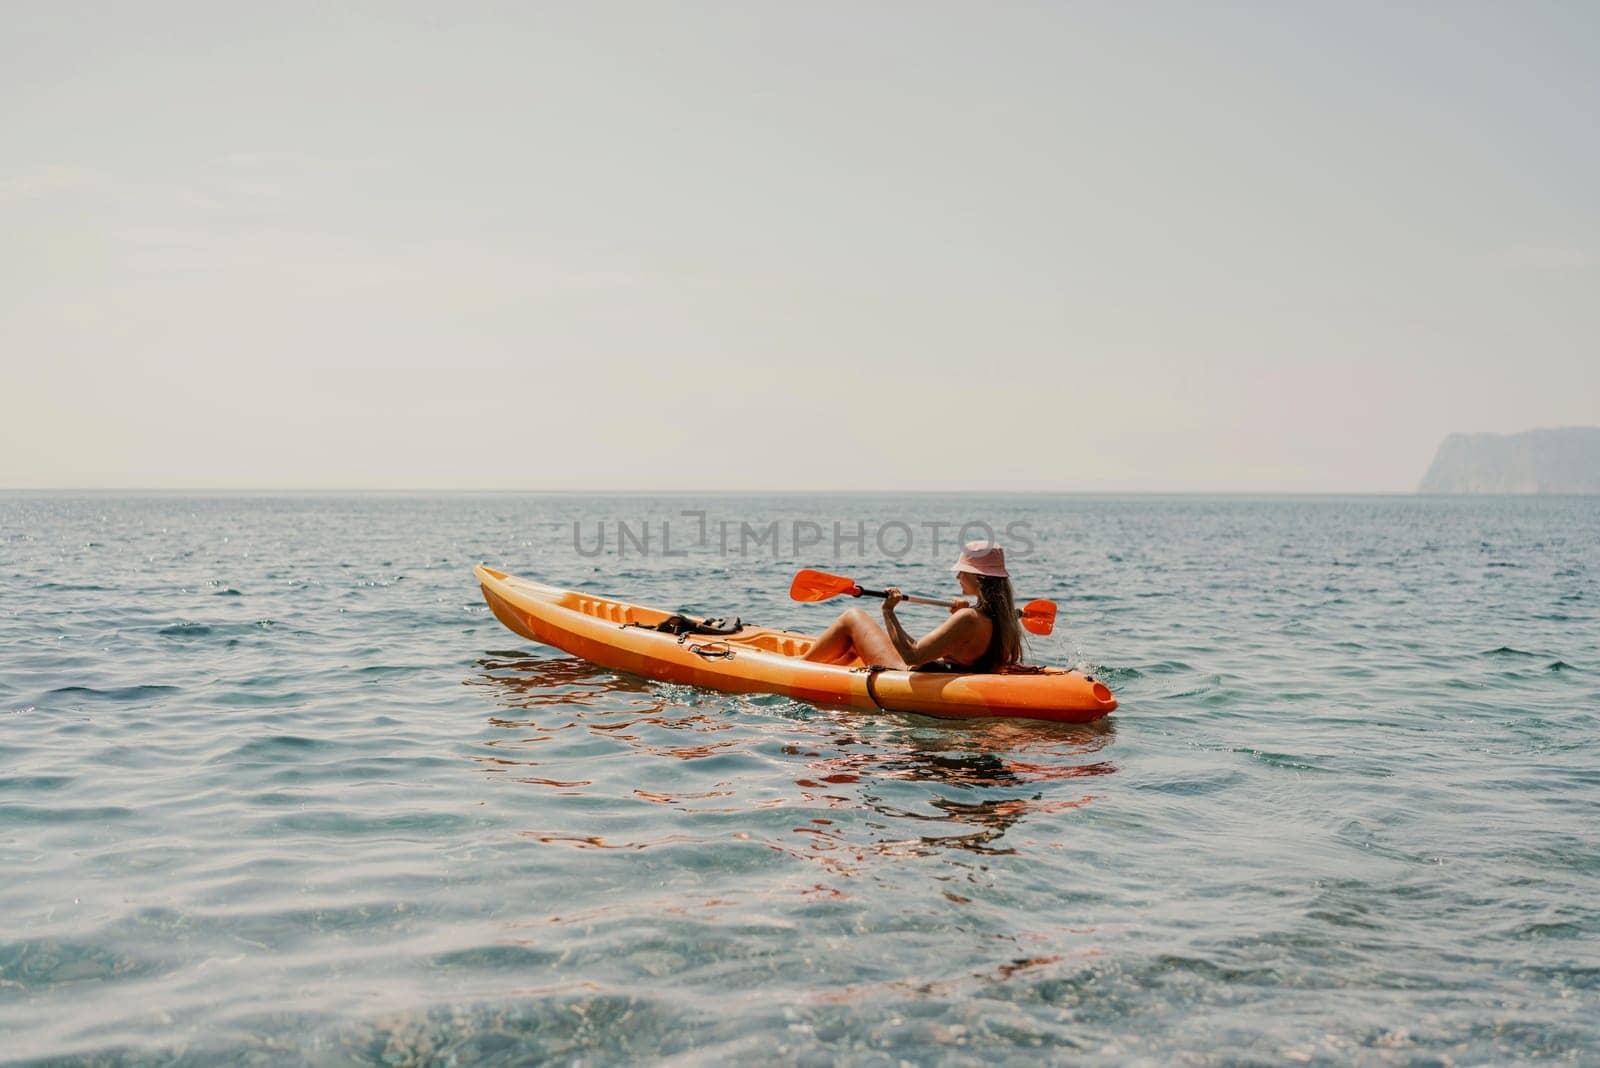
474,567,1117,723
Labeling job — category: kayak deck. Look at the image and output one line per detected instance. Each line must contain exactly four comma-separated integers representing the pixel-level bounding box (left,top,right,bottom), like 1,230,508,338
475,566,1116,723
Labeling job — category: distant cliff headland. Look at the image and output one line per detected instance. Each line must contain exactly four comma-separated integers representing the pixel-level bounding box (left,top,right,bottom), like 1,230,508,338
1418,427,1600,494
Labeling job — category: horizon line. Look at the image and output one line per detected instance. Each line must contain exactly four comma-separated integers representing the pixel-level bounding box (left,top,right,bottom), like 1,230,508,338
0,486,1542,497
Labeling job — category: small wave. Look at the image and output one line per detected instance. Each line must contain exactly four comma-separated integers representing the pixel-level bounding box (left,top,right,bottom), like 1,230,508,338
1483,646,1539,658
0,802,136,824
217,734,327,762
159,623,213,638
1136,773,1245,795
1161,682,1220,700
0,774,73,792
42,684,180,702
1093,665,1144,683
1235,748,1332,773
268,809,477,836
521,831,708,850
432,944,561,971
507,776,593,788
1510,919,1585,940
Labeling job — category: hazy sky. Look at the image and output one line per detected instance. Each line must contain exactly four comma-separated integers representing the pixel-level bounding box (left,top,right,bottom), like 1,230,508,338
3,1,1596,491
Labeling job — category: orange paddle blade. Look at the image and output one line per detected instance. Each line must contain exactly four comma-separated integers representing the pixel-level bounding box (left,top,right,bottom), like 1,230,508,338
789,569,861,602
1020,599,1057,636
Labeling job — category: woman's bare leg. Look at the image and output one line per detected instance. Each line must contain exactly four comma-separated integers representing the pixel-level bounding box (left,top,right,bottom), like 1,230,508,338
801,609,859,663
801,608,907,669
846,610,907,669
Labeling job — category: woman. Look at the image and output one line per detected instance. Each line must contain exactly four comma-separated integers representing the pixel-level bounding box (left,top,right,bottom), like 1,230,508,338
801,541,1024,672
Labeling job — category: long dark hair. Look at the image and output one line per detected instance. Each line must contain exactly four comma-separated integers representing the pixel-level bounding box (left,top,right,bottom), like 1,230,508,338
972,574,1024,670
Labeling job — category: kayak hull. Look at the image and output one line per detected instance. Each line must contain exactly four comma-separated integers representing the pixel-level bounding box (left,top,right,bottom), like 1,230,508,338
474,566,1117,723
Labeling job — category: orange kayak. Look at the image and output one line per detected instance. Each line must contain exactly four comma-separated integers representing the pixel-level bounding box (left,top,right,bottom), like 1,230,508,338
475,566,1117,723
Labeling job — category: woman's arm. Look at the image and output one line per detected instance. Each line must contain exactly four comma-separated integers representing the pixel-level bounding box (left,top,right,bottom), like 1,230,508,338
880,588,984,668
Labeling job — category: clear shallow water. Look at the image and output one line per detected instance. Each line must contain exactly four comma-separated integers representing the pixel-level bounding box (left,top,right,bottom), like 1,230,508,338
2,493,1596,1065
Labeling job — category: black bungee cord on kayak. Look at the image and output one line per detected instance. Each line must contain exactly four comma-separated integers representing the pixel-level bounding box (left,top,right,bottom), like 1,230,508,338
620,612,744,638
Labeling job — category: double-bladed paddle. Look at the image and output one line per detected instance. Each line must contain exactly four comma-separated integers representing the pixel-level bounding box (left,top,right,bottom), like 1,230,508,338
788,568,1059,635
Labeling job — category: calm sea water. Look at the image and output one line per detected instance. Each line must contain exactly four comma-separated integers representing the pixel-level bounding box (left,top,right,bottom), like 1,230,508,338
2,493,1596,1065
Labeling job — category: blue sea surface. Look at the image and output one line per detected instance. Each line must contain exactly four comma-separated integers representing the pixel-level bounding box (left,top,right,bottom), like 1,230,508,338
2,493,1597,1065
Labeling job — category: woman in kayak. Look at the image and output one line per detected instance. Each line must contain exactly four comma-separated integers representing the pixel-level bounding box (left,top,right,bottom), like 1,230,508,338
801,541,1024,671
